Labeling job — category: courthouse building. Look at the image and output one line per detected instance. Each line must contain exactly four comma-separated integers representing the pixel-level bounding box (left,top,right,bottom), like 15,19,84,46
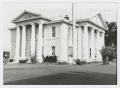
9,10,108,63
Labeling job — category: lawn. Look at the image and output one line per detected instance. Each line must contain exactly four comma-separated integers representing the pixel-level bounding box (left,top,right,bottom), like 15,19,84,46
3,62,117,85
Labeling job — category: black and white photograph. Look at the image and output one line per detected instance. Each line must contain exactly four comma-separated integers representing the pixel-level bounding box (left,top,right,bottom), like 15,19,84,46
0,0,118,87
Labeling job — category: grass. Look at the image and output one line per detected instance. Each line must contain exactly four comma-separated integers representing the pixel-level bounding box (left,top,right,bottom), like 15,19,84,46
3,63,117,85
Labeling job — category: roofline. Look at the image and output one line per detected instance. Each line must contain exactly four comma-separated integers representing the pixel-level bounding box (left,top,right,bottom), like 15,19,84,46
8,27,17,30
97,13,108,30
77,20,107,30
76,18,89,22
12,10,52,23
23,10,41,16
43,19,72,25
12,16,51,23
12,10,41,22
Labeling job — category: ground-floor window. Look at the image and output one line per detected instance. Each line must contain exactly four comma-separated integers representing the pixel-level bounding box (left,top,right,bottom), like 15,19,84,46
90,48,91,58
69,47,73,57
52,46,55,55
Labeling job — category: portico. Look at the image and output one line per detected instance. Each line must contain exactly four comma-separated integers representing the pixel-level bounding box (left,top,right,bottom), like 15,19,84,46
76,21,106,62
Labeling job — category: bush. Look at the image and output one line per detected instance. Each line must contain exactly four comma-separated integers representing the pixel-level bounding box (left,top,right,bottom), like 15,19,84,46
3,58,8,64
9,59,14,62
74,59,86,65
100,46,117,64
43,55,57,63
19,59,28,63
30,55,36,64
108,47,117,61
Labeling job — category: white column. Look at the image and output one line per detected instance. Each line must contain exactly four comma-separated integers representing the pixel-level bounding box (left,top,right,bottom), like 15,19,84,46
96,30,102,61
10,30,12,59
37,23,43,63
31,23,35,56
102,32,105,47
15,26,20,62
73,27,77,60
97,31,100,50
21,25,26,59
78,27,82,60
60,24,68,62
84,26,89,61
91,28,95,61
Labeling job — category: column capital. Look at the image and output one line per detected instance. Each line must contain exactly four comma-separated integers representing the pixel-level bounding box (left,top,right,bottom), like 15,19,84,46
31,23,36,26
91,28,95,32
39,21,44,24
16,25,20,30
20,24,26,27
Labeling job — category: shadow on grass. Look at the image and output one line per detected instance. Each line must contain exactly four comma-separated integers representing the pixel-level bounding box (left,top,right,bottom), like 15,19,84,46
4,72,117,85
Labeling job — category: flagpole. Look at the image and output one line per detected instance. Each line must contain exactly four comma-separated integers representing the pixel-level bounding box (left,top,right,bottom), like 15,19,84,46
72,3,77,61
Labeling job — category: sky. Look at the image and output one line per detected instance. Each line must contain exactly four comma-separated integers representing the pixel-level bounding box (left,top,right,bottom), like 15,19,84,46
75,3,117,21
2,2,117,51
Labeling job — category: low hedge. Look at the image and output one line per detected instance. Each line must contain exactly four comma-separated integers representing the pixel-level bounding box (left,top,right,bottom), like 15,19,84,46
19,59,28,63
74,59,86,65
43,55,57,63
9,59,14,62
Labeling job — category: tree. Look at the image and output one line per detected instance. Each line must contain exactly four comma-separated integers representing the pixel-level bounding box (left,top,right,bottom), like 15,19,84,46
105,21,117,46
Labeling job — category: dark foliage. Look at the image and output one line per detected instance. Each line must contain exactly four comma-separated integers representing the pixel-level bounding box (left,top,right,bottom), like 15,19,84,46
9,59,14,62
105,22,117,46
43,55,57,63
19,59,28,63
100,46,117,64
30,55,36,64
74,59,86,65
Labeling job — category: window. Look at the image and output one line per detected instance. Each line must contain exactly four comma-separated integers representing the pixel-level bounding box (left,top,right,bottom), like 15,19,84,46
52,46,55,55
69,47,73,57
25,14,29,19
68,27,71,38
90,48,91,58
81,25,84,29
52,26,56,37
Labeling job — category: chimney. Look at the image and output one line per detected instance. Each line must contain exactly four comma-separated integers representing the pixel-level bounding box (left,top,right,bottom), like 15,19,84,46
64,15,69,20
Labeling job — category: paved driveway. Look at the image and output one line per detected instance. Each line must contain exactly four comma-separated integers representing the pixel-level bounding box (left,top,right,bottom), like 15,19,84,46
3,62,117,85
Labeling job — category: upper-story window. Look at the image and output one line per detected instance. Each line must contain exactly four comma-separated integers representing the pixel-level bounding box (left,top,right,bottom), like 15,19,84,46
52,26,56,37
25,14,29,19
81,25,84,29
68,27,71,38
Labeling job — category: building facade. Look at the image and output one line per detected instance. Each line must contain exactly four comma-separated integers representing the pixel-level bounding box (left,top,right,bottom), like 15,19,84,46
9,10,108,63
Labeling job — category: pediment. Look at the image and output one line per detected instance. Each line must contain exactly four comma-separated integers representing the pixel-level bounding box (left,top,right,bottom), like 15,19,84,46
89,13,108,30
12,10,41,23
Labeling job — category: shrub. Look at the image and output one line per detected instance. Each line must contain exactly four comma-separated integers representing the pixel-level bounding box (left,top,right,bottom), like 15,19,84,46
100,46,117,64
19,59,28,63
3,58,8,64
43,55,57,63
74,59,86,65
9,59,14,62
100,47,110,61
108,47,117,61
30,55,36,64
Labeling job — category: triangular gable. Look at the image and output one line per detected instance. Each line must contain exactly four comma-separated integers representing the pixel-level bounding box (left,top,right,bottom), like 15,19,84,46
89,13,108,30
12,10,41,23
